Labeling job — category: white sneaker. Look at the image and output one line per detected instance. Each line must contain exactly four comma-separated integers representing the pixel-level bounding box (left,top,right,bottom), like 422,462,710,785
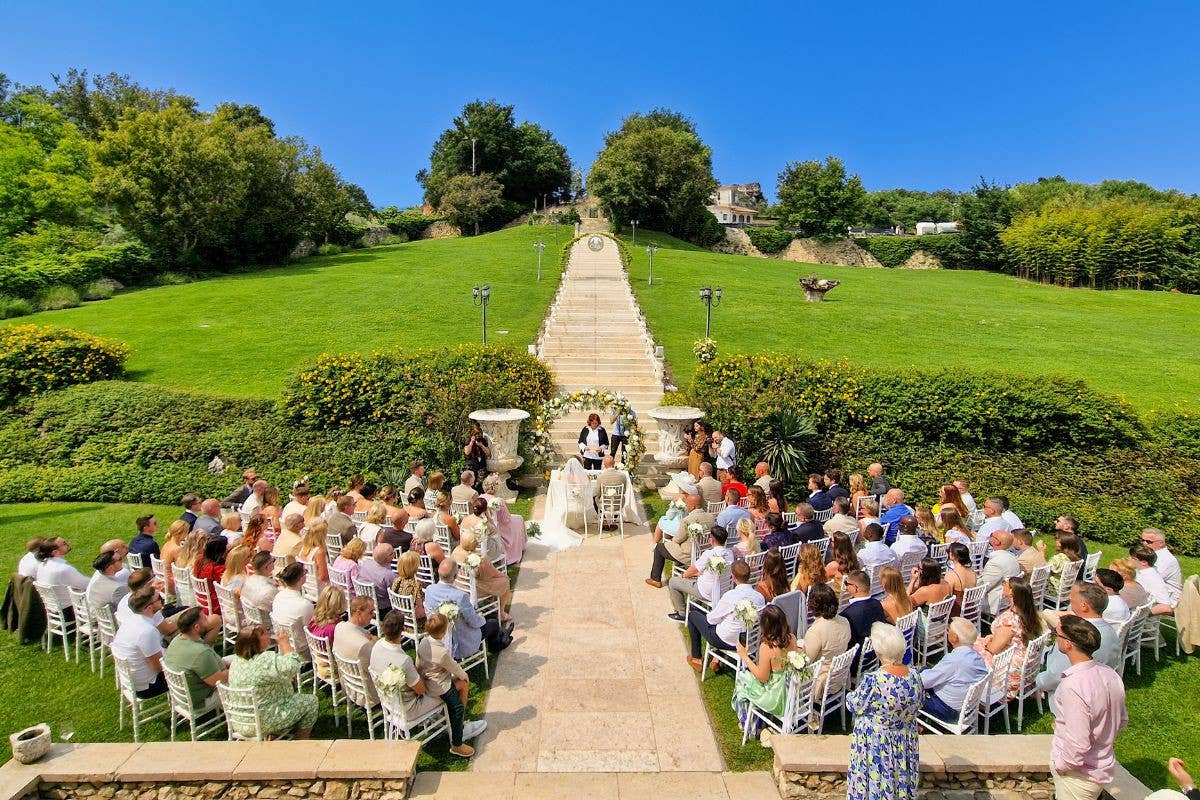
463,719,488,740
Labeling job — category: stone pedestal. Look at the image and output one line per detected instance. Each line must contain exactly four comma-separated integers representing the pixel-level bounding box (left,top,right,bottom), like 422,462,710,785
646,406,704,470
469,408,530,502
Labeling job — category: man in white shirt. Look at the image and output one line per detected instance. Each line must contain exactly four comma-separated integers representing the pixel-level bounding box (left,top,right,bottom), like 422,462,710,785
404,460,426,497
110,588,168,698
271,563,314,655
17,538,44,579
752,462,773,492
667,527,733,621
976,497,1011,542
86,550,130,614
710,431,736,472
823,496,858,536
281,483,311,524
891,516,927,562
1130,544,1180,614
241,551,279,613
953,480,977,515
979,530,1022,616
997,496,1023,531
1093,569,1131,625
35,538,90,608
1140,528,1182,598
240,480,268,515
857,523,897,573
334,596,378,704
685,559,764,671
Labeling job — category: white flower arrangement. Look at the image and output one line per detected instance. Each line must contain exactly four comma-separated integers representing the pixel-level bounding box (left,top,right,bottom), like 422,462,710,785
734,600,759,629
373,664,407,696
785,650,814,681
669,499,687,514
693,337,718,363
685,522,704,541
487,497,503,511
436,601,460,626
464,552,482,569
704,552,729,574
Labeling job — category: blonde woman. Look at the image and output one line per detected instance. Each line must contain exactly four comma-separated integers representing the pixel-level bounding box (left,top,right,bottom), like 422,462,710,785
434,491,461,543
221,545,253,597
848,473,868,518
790,543,827,593
306,586,345,653
452,530,512,624
880,565,914,623
390,550,426,623
299,520,329,585
175,530,208,571
358,502,387,547
330,537,365,584
914,506,942,544
732,516,760,559
304,496,327,527
379,486,402,516
159,519,190,579
426,472,446,496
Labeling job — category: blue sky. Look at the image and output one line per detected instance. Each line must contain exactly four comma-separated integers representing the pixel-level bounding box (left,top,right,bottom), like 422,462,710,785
5,1,1199,207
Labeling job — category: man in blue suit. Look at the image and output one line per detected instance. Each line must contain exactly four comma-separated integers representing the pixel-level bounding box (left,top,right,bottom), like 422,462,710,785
423,559,511,659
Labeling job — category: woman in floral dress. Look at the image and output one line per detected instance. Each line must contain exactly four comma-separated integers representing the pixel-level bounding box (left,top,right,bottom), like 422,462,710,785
228,625,317,739
973,577,1044,695
846,622,923,800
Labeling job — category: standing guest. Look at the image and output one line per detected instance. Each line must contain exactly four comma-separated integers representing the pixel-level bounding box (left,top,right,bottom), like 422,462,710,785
391,551,426,623
732,517,760,560
451,471,480,507
17,538,45,579
228,625,316,739
709,430,736,473
163,607,226,712
891,516,927,562
824,496,858,536
980,530,1023,616
974,577,1044,695
1013,528,1047,576
848,473,869,518
610,408,634,462
648,494,704,587
944,543,978,613
1094,569,1131,624
998,496,1024,532
111,588,168,698
1128,545,1180,614
858,523,898,573
1140,528,1183,600
696,462,724,506
716,489,752,531
452,530,513,624
805,473,832,512
1038,583,1120,693
1039,530,1085,599
767,479,789,515
241,480,268,516
733,604,802,722
937,507,973,546
357,544,398,612
193,537,228,612
824,469,849,501
334,596,379,704
576,413,608,470
759,512,793,551
464,424,491,476
753,462,773,492
953,479,977,514
193,499,223,536
977,498,1011,541
331,538,366,585
180,493,202,529
825,531,862,586
34,538,89,608
866,463,891,496
282,483,311,522
129,515,161,561
789,543,827,594
880,566,914,623
271,514,305,567
790,503,826,543
240,551,279,614
846,622,922,800
1109,558,1152,610
685,559,764,672
423,559,511,658
222,469,259,508
481,473,527,565
416,612,488,757
919,617,989,720
682,421,711,480
879,489,915,546
802,583,852,703
755,549,790,602
404,460,426,497
667,527,733,623
86,550,130,614
840,571,889,657
328,495,359,545
1049,615,1128,800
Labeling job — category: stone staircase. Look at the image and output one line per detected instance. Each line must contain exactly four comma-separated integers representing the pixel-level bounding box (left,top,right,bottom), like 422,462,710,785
534,234,666,482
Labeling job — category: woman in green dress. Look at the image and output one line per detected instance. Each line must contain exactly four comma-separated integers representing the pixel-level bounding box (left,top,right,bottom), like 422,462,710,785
228,625,318,739
732,604,801,721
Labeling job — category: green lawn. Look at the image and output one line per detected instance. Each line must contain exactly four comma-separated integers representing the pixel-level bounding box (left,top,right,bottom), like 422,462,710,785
622,232,1200,412
4,226,564,398
0,500,532,769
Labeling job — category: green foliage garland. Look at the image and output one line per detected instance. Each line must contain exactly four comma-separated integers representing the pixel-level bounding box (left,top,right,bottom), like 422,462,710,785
528,389,645,473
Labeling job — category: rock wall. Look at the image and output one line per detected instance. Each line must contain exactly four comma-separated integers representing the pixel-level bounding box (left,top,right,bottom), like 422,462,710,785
776,770,1054,800
712,227,763,257
779,237,883,268
423,220,460,239
900,249,944,269
33,779,410,800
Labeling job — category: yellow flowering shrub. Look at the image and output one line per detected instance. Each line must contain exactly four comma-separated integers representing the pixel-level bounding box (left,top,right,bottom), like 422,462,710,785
0,324,128,405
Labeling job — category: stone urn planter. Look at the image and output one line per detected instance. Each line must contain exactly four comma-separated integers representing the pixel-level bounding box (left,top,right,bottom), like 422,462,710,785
799,276,840,302
646,406,705,469
469,408,530,501
10,723,51,764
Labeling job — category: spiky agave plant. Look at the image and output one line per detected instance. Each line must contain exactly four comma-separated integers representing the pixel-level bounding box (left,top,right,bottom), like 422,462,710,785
756,410,818,486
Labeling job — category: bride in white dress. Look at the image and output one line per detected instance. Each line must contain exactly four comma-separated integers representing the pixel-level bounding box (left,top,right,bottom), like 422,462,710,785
538,456,596,550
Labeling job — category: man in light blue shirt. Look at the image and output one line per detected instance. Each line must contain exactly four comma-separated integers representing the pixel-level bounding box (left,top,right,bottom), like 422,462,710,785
879,488,915,545
716,489,751,531
423,559,510,659
1037,582,1119,695
920,617,989,720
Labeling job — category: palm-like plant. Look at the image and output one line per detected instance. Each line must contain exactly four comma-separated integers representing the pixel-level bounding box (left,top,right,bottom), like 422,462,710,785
756,410,818,486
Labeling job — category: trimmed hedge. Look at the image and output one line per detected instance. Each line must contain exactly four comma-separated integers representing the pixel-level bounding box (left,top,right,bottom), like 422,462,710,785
0,325,128,405
853,234,966,269
744,227,795,254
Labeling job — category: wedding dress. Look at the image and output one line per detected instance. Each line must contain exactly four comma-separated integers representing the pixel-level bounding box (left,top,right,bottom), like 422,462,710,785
538,457,593,550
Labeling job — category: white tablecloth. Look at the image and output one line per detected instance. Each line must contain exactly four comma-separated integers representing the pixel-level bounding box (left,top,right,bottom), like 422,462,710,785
543,468,645,536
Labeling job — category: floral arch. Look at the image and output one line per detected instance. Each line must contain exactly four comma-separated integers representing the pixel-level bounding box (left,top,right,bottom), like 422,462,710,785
528,388,645,473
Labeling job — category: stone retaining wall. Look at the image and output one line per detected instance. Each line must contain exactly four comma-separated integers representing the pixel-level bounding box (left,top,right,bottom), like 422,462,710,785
35,779,409,799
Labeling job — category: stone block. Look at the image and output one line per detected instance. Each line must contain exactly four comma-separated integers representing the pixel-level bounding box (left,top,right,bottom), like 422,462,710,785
115,742,253,782
773,735,850,772
316,740,419,780
23,743,142,782
514,772,620,800
926,735,1052,774
231,741,331,780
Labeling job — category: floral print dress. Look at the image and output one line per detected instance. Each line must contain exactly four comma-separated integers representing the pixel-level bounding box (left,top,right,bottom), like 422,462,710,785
846,668,923,800
974,608,1027,696
228,651,318,738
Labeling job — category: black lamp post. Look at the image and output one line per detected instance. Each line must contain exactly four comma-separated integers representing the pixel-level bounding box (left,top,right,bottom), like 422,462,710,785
699,286,723,337
472,284,491,343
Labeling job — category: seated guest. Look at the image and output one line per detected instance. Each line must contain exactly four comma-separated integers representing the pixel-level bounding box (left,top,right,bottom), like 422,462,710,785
331,538,366,585
824,468,849,501
914,505,940,543
753,461,773,491
857,498,881,533
755,548,789,602
404,487,431,522
953,479,977,514
891,516,927,562
219,513,243,544
480,474,526,565
271,563,315,653
857,523,897,573
936,506,973,547
696,462,724,506
759,512,793,551
825,531,861,587
357,503,387,548
732,516,760,559
17,537,45,579
720,466,748,499
839,570,889,657
193,499,223,536
667,526,733,623
417,612,487,757
1129,544,1180,614
334,596,379,705
381,508,413,555
733,604,802,720
111,588,169,697
452,530,513,624
745,485,770,528
299,520,330,585
907,558,952,610
241,551,279,614
404,460,426,497
242,480,268,516
370,609,446,739
919,617,989,720
847,474,868,518
411,518,446,568
716,489,751,531
944,542,977,614
823,496,857,536
116,568,175,635
789,543,827,593
129,515,161,561
1141,527,1182,598
450,471,479,507
433,492,461,543
1012,528,1046,576
1109,557,1151,610
163,607,227,711
974,577,1044,696
193,537,228,612
801,584,852,703
228,624,317,739
271,514,305,567
391,551,426,623
767,479,789,515
648,494,705,588
328,495,359,545
282,482,312,521
423,559,511,658
932,483,969,519
1038,530,1084,598
1037,582,1120,694
223,470,260,509
86,550,130,614
221,545,252,600
805,473,831,512
980,530,1022,616
378,486,402,517
998,496,1023,532
1094,569,1131,624
685,559,765,672
357,543,398,612
976,498,1011,541
306,586,346,651
789,503,825,544
34,537,89,609
426,471,447,497
180,493,202,529
879,489,914,545
880,565,914,624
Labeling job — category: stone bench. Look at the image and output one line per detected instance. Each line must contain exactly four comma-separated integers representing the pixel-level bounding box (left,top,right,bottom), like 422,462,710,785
772,734,1151,800
0,740,419,800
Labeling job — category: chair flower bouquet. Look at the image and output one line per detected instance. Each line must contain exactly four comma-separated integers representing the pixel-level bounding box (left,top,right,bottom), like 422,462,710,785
683,522,704,542
786,650,814,681
669,499,687,514
373,664,407,698
703,552,729,574
734,600,759,629
436,601,460,627
464,553,482,570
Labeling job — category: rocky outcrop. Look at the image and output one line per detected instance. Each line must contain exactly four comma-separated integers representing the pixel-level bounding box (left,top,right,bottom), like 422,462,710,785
900,249,943,269
780,237,883,268
423,220,461,239
712,227,763,257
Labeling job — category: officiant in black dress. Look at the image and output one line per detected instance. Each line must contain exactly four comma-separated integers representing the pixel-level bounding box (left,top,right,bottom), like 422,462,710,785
577,413,609,470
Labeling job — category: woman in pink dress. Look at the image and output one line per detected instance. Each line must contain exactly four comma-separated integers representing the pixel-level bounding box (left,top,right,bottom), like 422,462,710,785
481,473,527,565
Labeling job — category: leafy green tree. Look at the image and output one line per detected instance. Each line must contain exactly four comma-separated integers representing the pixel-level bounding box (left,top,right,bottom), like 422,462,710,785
49,68,198,139
775,156,866,239
587,109,720,245
0,101,94,238
438,173,504,235
957,178,1015,272
213,102,275,135
294,148,352,244
860,188,962,230
343,182,373,215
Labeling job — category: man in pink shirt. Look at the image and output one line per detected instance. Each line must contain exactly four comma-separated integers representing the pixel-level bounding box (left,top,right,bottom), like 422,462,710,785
1050,614,1128,800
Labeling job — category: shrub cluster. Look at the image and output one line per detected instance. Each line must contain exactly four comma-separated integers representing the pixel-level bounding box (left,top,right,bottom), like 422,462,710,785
853,234,966,269
378,209,442,241
0,325,127,405
744,227,795,254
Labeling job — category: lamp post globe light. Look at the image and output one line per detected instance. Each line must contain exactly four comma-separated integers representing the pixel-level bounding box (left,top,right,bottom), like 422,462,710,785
631,219,638,246
699,285,723,337
533,241,546,281
472,284,491,343
646,244,659,286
